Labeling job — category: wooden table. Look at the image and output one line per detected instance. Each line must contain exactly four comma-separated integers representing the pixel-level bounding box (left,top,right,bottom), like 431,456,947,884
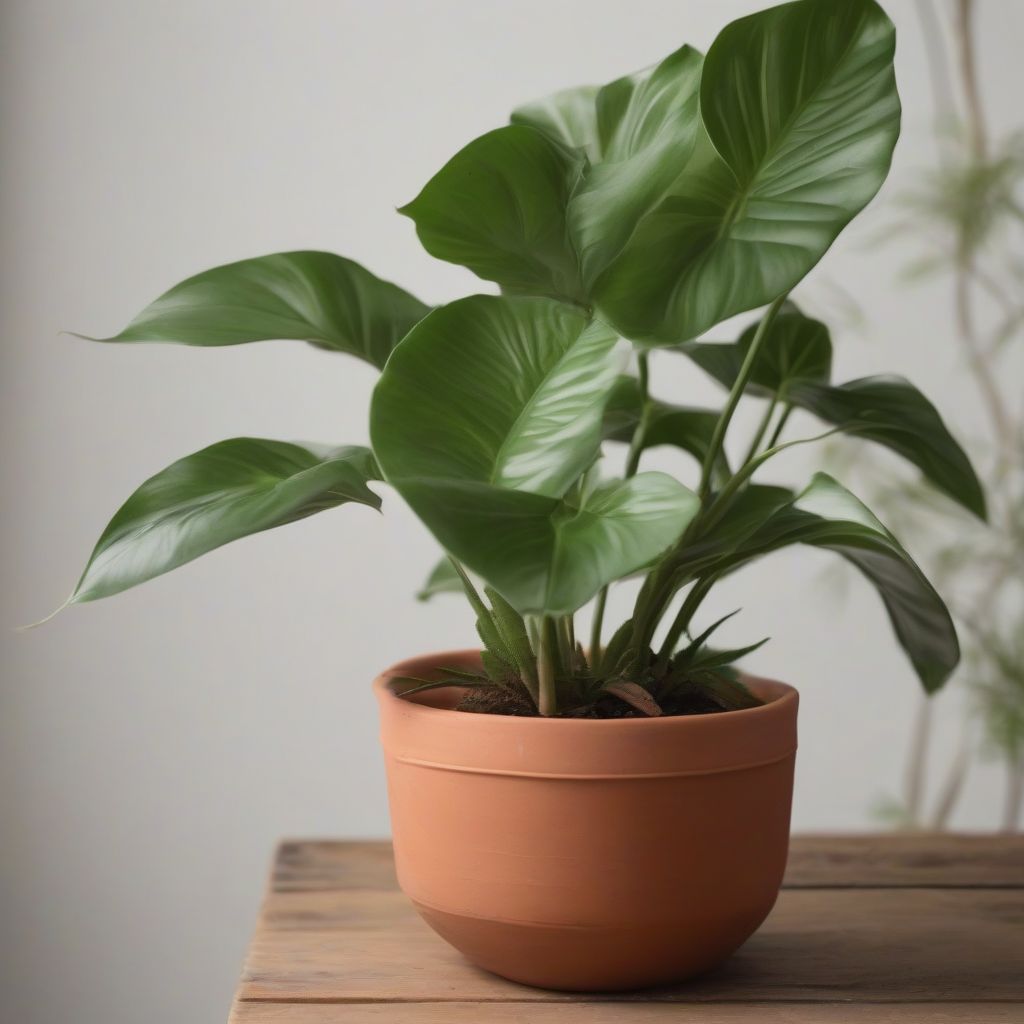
228,836,1024,1022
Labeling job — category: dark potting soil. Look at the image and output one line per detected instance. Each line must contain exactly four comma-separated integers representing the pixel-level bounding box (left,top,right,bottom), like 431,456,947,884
454,684,746,719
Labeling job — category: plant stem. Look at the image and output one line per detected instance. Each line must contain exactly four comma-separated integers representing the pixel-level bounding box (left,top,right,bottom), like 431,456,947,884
656,576,716,669
592,351,651,665
537,616,559,717
448,556,490,620
589,588,608,671
765,403,793,451
740,393,778,467
698,295,788,500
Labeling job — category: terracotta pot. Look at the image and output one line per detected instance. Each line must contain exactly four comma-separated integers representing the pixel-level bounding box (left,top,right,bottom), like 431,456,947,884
375,649,798,992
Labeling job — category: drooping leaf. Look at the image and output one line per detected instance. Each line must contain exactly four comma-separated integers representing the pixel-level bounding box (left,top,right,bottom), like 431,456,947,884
594,0,901,342
387,474,699,615
371,294,623,499
719,473,959,692
602,376,728,478
78,252,430,369
71,440,381,602
680,307,985,519
416,558,462,601
787,376,987,519
399,126,587,303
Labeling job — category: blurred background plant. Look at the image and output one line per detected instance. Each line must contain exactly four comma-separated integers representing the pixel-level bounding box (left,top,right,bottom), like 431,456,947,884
824,0,1023,832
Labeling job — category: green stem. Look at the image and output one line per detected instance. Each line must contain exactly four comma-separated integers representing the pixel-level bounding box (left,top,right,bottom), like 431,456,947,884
765,403,793,450
589,588,608,671
656,576,716,669
448,556,492,623
698,295,788,501
740,393,779,468
537,617,559,716
592,351,651,666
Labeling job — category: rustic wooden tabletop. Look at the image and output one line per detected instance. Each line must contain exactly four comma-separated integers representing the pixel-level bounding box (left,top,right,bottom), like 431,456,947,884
228,836,1024,1022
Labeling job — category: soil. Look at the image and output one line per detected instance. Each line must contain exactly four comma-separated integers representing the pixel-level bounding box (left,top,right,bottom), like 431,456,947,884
454,683,747,719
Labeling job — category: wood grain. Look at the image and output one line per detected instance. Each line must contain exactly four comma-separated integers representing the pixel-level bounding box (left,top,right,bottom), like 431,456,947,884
229,837,1024,1022
231,1004,1024,1024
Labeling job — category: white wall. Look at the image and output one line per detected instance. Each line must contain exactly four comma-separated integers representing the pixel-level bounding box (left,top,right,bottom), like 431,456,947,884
2,2,1021,1022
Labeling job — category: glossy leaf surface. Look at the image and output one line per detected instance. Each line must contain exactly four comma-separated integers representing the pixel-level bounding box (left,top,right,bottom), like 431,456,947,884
372,295,622,498
392,474,699,614
722,473,959,691
594,0,901,342
81,252,430,369
514,45,703,288
399,126,587,303
72,440,380,602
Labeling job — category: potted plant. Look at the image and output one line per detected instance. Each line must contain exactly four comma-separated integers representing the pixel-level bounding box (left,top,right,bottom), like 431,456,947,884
48,0,984,993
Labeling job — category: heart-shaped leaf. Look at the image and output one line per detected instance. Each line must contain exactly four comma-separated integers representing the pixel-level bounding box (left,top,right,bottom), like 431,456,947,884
399,126,587,303
79,252,430,369
721,472,959,692
70,440,381,603
371,294,623,498
392,474,698,614
594,0,900,342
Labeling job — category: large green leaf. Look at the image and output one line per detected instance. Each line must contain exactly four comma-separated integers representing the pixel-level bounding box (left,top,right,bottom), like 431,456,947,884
71,440,381,602
399,126,587,303
594,0,901,342
513,45,704,288
681,307,985,518
392,474,699,614
416,557,461,602
371,293,696,612
371,295,622,498
720,473,959,692
602,376,727,478
79,252,430,369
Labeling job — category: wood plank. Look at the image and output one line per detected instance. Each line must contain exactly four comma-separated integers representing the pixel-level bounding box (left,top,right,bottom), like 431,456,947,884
230,1001,1024,1023
268,836,1024,893
239,887,1024,1004
784,834,1024,888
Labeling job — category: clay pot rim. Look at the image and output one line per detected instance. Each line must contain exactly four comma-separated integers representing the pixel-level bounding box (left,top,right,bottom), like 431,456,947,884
374,647,798,730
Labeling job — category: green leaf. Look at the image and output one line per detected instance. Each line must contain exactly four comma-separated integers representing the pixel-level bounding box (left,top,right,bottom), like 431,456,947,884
594,0,901,342
511,85,603,162
416,558,462,601
720,473,959,692
389,474,699,615
602,376,728,476
371,295,623,499
71,440,381,603
680,306,985,519
681,303,833,395
399,126,587,303
787,376,987,520
514,45,704,288
78,252,430,369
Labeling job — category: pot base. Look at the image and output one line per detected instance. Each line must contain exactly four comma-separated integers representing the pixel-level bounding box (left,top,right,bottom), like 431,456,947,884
413,897,773,992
